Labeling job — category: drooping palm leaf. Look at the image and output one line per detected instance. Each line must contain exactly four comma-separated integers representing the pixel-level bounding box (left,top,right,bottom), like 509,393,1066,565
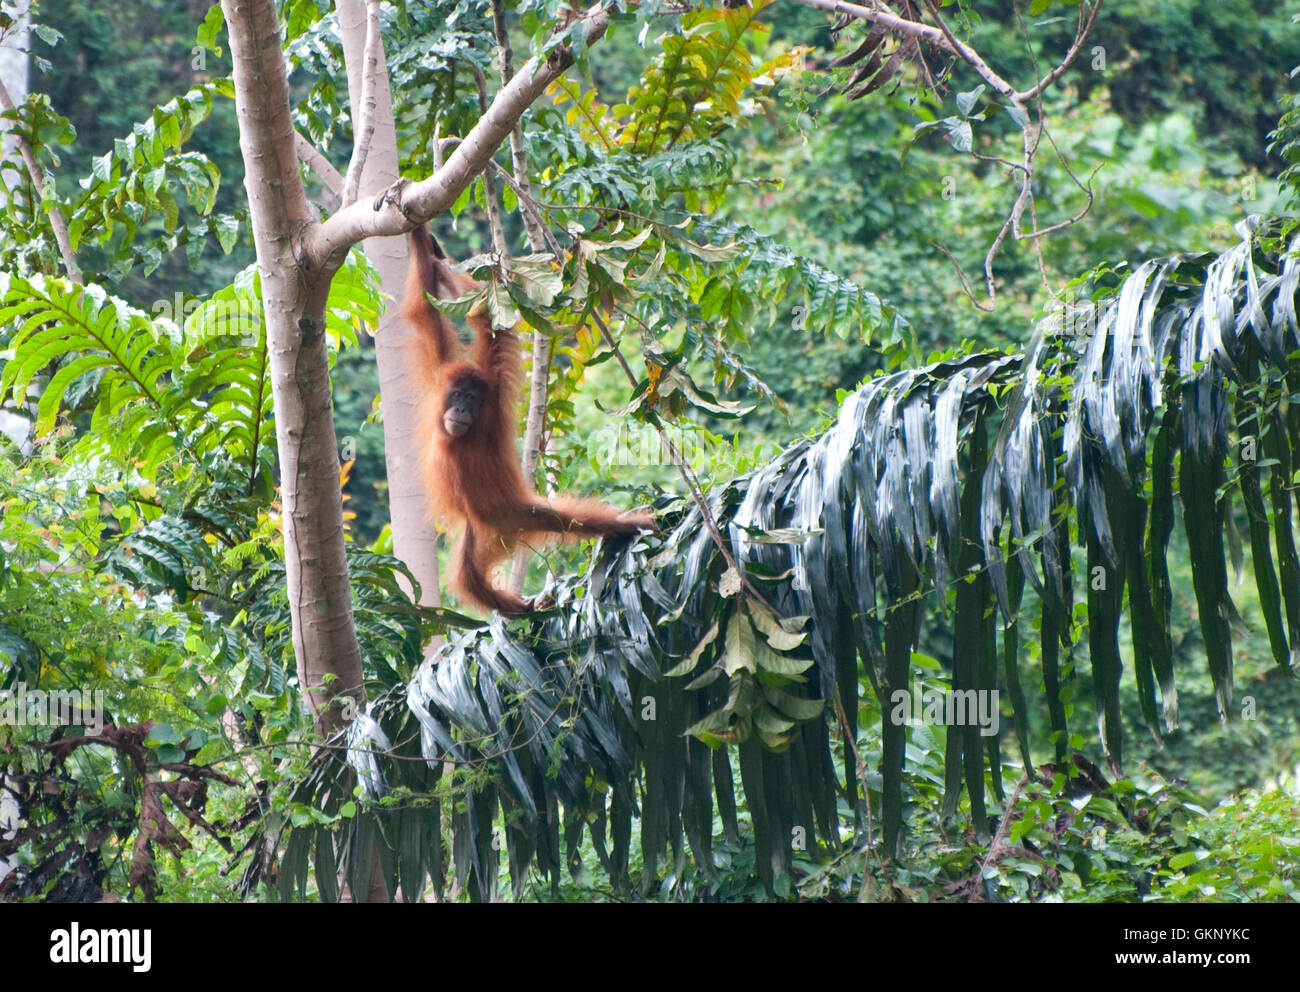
316,224,1300,899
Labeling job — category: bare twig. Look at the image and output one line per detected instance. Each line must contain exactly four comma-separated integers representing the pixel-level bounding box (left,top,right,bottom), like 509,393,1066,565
490,1,550,258
795,0,1018,98
802,0,1104,311
588,310,770,606
832,692,877,898
435,133,564,256
484,0,566,596
931,239,992,312
1020,0,1103,103
974,773,1031,881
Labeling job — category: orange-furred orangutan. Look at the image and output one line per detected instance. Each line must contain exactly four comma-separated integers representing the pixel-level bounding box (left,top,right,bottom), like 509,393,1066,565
402,225,654,614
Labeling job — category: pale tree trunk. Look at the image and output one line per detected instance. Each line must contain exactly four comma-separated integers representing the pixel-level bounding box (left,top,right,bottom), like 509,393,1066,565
0,1,79,283
224,0,379,901
222,0,367,742
222,0,612,899
0,3,25,165
334,0,430,902
0,2,29,882
334,0,444,627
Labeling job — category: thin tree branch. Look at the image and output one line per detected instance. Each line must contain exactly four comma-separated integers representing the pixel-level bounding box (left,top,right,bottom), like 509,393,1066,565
341,0,382,207
308,2,613,264
492,0,550,256
0,77,82,283
590,310,770,606
831,692,877,897
794,0,1018,98
438,134,565,256
1020,1,1102,103
295,129,343,197
811,0,1104,310
489,0,563,595
472,63,509,254
931,239,991,312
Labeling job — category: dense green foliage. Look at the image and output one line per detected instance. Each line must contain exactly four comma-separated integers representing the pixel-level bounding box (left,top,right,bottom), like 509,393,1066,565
332,226,1296,899
1,0,1297,902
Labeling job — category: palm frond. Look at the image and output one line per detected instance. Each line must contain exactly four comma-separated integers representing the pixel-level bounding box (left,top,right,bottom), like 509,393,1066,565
327,224,1300,898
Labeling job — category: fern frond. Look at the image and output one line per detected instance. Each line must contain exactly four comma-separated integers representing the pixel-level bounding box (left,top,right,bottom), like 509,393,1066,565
0,275,174,434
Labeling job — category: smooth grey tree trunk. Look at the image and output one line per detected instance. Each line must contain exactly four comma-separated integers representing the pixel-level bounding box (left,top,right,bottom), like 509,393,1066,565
0,0,30,883
335,0,444,629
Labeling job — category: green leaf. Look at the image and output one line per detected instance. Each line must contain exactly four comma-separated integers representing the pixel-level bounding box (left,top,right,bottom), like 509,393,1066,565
760,685,824,721
722,610,756,676
1169,850,1206,871
147,723,183,745
745,598,807,650
1005,103,1030,129
944,118,973,153
666,622,719,676
196,5,225,55
956,85,985,117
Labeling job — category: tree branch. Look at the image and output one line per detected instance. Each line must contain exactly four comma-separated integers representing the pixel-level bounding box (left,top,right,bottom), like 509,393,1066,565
804,0,1103,310
472,63,509,254
1020,1,1102,103
0,77,82,283
590,311,771,607
341,0,382,207
307,3,612,265
795,0,1018,98
295,129,343,197
492,0,550,257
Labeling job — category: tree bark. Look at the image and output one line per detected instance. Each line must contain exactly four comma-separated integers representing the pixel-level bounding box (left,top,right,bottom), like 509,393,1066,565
335,0,445,626
0,1,80,284
0,0,29,884
223,0,613,901
307,2,610,257
222,0,365,739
